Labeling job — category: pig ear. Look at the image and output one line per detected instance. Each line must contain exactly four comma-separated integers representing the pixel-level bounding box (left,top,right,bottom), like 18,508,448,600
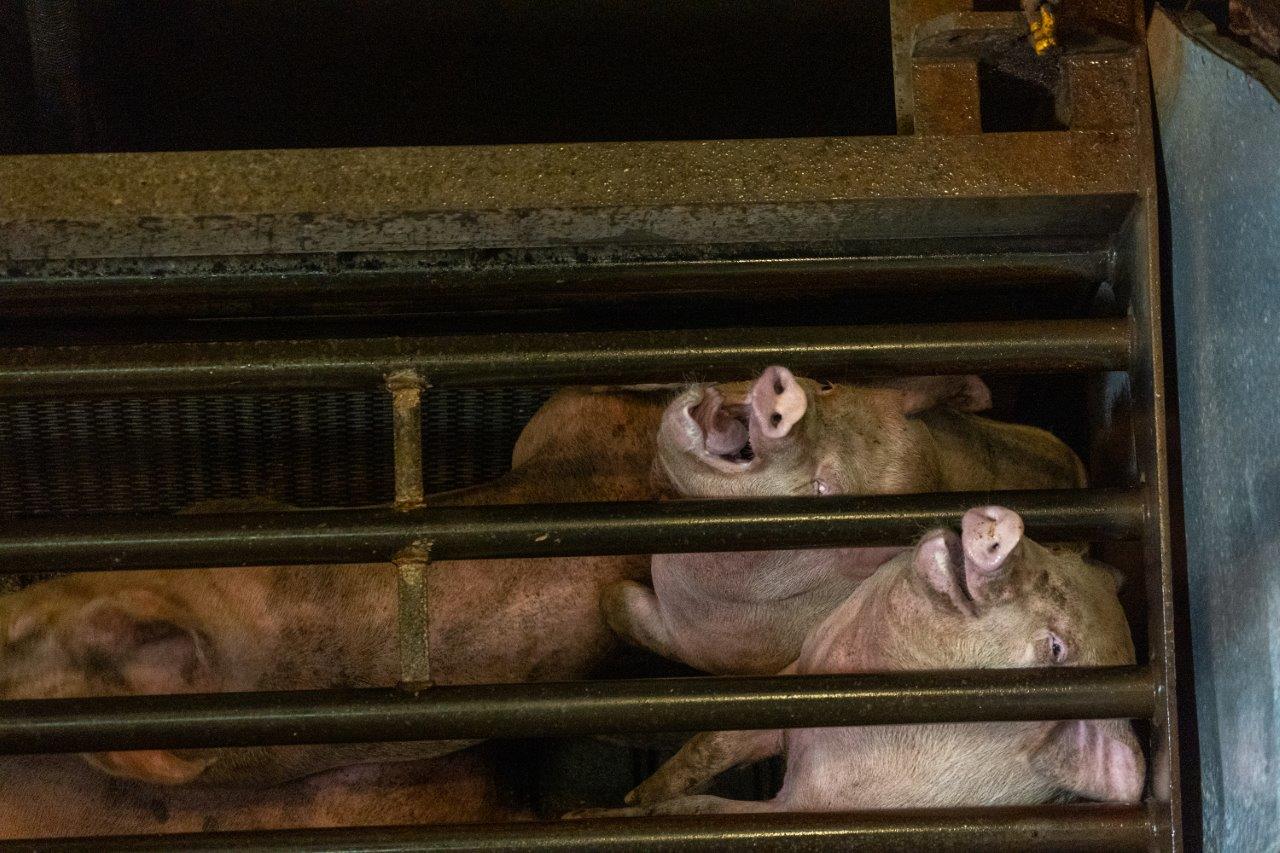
894,376,992,416
914,529,974,615
82,750,214,786
1029,720,1145,802
748,366,807,440
72,589,215,695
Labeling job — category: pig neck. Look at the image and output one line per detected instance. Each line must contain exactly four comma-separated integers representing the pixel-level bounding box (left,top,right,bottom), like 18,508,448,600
916,409,1086,490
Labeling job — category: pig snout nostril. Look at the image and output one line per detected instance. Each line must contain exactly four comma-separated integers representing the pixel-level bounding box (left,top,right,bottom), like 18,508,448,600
988,542,1000,553
773,380,785,395
770,412,782,427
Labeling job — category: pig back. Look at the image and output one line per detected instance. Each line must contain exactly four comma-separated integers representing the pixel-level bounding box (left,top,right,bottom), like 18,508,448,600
921,409,1086,491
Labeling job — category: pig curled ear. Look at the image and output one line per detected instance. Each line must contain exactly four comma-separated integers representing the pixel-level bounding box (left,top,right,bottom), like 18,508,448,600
73,589,216,694
82,750,214,786
1029,719,1145,803
894,376,993,416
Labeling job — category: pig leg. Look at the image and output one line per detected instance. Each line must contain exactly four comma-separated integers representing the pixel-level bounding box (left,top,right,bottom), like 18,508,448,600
568,795,773,818
626,728,784,806
601,581,679,662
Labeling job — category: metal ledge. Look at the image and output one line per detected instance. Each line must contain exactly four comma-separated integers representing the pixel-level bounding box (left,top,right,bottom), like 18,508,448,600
0,319,1131,398
0,488,1145,573
25,804,1154,851
0,666,1154,755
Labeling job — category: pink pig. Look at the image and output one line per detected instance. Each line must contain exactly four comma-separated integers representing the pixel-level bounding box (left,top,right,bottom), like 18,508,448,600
0,387,671,788
580,507,1143,816
605,367,1086,674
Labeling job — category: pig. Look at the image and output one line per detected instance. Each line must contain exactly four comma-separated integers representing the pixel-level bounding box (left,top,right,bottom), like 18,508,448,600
604,367,1087,675
0,744,532,839
575,507,1143,817
0,386,672,787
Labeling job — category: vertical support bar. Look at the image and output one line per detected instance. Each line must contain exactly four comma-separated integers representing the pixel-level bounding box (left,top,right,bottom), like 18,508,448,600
388,370,426,510
386,370,432,686
394,542,433,687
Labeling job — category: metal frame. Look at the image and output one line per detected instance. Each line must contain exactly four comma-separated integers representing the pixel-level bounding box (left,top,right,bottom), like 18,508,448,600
0,1,1184,848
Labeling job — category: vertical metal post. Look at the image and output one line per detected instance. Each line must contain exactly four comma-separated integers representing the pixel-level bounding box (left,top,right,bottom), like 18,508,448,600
386,370,432,686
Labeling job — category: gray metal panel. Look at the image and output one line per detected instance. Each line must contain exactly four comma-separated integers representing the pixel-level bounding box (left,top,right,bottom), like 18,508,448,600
1151,10,1280,851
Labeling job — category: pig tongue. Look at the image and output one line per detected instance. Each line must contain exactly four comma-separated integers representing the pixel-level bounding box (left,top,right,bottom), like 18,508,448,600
690,390,750,458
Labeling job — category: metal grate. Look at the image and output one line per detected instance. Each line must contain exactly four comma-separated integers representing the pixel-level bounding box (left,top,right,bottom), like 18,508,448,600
0,388,552,518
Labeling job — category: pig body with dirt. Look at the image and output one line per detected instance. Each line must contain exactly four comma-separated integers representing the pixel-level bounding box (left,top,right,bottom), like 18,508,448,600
582,507,1143,815
0,387,671,787
0,745,531,839
605,368,1087,675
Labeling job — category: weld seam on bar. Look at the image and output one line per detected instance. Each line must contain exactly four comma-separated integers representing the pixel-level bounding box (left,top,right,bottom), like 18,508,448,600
0,665,1155,755
0,487,1144,573
19,804,1153,851
0,319,1131,398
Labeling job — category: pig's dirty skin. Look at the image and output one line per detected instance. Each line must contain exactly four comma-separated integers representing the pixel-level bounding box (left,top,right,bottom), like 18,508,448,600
604,368,1087,674
0,745,532,839
577,507,1143,816
0,387,671,788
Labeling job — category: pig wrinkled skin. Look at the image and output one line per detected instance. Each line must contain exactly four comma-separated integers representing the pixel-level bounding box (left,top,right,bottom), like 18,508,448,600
577,507,1143,817
0,387,670,788
604,368,1087,674
0,745,531,839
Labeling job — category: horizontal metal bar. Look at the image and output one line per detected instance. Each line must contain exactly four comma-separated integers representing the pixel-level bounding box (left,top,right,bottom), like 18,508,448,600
0,241,1108,320
0,666,1154,755
0,488,1144,573
0,319,1130,398
21,805,1153,851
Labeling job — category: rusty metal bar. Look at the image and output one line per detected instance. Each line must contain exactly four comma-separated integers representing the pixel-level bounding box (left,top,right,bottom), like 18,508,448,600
22,804,1154,851
386,369,433,687
0,319,1131,399
0,487,1145,574
387,370,427,511
0,665,1155,755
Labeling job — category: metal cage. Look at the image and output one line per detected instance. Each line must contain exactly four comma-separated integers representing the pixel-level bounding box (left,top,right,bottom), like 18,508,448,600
0,1,1185,849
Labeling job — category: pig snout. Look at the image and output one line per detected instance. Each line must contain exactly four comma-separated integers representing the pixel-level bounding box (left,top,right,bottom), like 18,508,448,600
748,366,806,441
961,506,1024,577
915,507,1025,611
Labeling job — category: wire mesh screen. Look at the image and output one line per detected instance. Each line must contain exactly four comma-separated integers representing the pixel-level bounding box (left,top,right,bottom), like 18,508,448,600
0,387,554,518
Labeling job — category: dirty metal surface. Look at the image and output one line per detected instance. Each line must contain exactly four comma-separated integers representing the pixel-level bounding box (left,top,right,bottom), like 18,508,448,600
1151,9,1280,850
0,133,1141,259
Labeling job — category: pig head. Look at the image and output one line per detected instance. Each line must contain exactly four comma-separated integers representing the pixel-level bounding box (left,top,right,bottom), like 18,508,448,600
603,507,1143,817
653,367,1001,499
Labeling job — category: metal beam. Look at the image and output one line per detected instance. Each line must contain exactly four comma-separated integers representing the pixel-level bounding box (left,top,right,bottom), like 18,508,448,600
0,319,1130,398
26,804,1154,851
0,666,1154,755
0,488,1145,573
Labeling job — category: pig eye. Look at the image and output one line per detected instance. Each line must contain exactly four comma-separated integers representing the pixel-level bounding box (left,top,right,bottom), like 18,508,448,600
1044,631,1068,664
818,381,836,395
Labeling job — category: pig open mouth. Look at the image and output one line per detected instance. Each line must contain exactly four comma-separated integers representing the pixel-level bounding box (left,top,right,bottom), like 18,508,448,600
681,367,807,468
686,389,755,465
